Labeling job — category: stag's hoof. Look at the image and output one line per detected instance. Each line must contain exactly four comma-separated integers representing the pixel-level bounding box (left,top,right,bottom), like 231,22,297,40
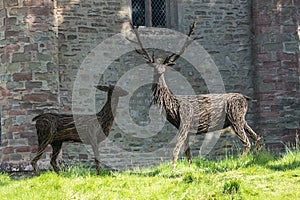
240,147,250,157
31,161,40,176
254,137,262,151
171,162,176,171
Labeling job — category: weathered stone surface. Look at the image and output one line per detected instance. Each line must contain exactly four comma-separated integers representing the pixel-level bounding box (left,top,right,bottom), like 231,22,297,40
13,72,32,82
252,0,300,149
12,53,31,63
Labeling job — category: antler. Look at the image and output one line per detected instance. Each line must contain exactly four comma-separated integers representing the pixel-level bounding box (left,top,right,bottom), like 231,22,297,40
126,22,154,63
163,17,198,66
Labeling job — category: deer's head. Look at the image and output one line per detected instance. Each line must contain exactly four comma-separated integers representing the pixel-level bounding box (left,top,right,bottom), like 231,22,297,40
95,85,128,97
127,18,198,84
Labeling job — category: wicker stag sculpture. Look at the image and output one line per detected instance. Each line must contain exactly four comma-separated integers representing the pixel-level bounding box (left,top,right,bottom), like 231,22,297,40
128,19,261,170
31,85,128,175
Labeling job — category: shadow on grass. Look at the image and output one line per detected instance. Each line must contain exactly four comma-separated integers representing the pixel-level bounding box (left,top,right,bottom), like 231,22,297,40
268,160,300,171
128,168,162,177
193,148,300,173
59,164,115,178
4,149,299,181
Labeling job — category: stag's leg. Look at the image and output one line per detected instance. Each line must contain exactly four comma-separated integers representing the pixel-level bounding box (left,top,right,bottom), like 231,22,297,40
31,140,49,176
244,122,262,151
184,135,192,165
227,98,252,156
173,123,191,171
50,141,63,174
231,123,251,156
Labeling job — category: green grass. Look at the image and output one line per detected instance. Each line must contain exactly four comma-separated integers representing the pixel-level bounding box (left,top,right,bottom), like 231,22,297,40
0,150,300,200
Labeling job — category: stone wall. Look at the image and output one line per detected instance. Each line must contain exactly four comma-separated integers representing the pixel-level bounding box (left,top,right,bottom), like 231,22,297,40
0,0,299,171
0,0,59,170
253,0,300,151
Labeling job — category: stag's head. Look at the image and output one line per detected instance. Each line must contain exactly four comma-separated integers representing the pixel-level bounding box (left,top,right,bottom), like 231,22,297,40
127,18,197,84
95,85,128,97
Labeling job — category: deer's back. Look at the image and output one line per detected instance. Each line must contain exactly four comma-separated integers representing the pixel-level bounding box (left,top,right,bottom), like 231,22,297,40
33,113,82,143
175,93,249,133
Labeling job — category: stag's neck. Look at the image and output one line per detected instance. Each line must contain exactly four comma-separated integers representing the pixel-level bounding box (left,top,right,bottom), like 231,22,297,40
154,74,169,88
152,76,180,126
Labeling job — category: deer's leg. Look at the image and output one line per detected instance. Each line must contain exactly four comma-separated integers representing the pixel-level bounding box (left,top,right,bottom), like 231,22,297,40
91,143,101,175
244,122,262,151
50,142,63,174
31,140,49,176
231,122,251,156
227,98,252,156
184,135,192,164
173,123,191,171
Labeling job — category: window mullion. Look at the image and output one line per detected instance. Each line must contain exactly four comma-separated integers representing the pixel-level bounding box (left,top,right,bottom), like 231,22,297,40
145,0,152,27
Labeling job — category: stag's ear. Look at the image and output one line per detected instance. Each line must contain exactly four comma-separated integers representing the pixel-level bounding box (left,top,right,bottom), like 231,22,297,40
95,85,109,92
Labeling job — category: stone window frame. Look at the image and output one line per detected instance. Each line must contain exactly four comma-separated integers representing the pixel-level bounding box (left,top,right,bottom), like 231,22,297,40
131,0,178,29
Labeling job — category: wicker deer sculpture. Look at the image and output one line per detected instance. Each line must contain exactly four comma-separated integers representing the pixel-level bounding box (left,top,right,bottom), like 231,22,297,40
128,19,261,170
31,85,128,175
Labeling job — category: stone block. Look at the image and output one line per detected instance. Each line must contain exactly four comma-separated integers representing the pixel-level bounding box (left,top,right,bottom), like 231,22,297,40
34,72,58,82
15,146,31,153
5,43,20,53
78,26,98,33
2,146,14,154
25,81,43,89
8,109,27,116
8,7,29,16
15,115,30,125
23,0,44,7
23,93,56,102
36,53,52,61
5,17,17,26
8,125,26,133
6,63,20,73
29,7,51,16
283,42,298,54
13,72,32,81
9,153,22,161
8,138,28,147
5,30,19,37
24,44,38,52
12,52,31,63
27,62,43,72
4,0,18,7
263,43,282,52
30,23,50,32
6,81,24,90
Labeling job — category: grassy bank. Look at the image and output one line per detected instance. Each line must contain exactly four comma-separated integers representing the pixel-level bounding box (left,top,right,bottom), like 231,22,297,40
0,150,299,200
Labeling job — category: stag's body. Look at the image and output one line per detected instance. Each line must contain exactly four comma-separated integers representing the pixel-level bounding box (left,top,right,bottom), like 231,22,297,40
128,18,261,170
152,77,261,169
31,86,127,175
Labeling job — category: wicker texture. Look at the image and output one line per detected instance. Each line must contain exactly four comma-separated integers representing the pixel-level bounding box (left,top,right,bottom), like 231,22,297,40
31,85,128,175
129,18,261,170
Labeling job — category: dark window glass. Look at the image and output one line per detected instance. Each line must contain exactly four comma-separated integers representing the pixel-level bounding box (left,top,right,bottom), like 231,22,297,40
132,0,145,26
151,0,166,27
131,0,166,27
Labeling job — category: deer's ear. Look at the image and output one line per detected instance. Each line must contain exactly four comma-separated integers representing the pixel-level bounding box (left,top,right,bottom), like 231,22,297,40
95,85,109,91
